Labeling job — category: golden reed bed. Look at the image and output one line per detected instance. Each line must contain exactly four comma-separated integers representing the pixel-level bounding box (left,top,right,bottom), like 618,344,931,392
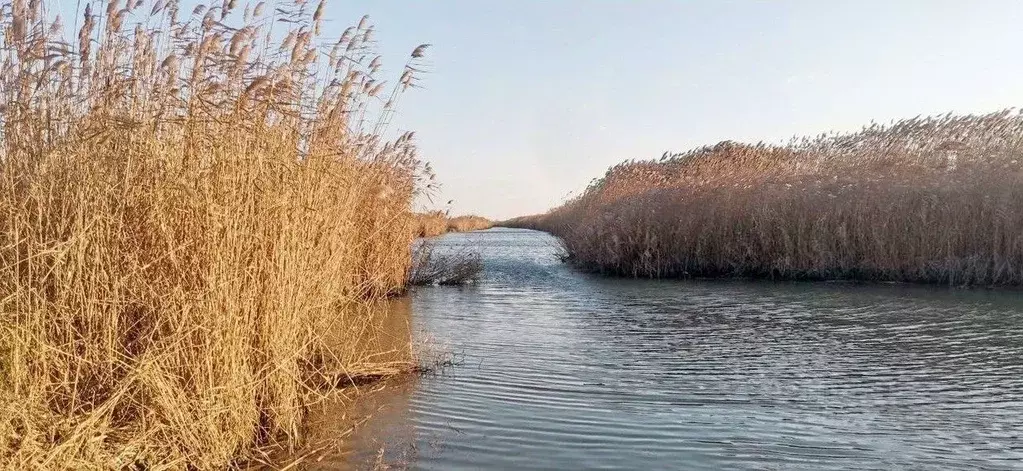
505,111,1023,287
0,0,434,468
415,212,492,238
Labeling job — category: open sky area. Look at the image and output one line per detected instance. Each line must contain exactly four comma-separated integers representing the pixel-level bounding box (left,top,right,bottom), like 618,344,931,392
323,0,1023,220
47,0,1023,219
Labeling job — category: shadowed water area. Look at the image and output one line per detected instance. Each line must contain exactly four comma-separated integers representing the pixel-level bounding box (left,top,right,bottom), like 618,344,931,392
313,228,1023,470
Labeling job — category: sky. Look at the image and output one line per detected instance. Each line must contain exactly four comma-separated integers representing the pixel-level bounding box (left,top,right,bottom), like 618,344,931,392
326,0,1023,220
53,0,1023,219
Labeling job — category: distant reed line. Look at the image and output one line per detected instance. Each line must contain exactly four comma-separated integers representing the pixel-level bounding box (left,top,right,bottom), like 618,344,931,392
415,211,493,237
504,110,1023,287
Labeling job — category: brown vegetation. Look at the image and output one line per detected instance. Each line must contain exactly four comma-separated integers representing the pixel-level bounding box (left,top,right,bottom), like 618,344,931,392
408,242,484,286
504,110,1023,286
415,211,450,237
415,212,492,237
0,0,432,468
447,215,493,233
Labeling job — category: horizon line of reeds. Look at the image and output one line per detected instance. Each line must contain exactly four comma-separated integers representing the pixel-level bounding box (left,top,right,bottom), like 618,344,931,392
503,109,1023,287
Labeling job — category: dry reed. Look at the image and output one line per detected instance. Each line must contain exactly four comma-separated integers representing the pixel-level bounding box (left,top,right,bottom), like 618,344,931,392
414,212,492,237
415,211,449,238
504,110,1023,287
0,0,432,467
446,215,492,233
408,242,483,286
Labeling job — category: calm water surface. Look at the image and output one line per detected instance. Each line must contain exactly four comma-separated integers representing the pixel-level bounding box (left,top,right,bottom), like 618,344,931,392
332,228,1023,470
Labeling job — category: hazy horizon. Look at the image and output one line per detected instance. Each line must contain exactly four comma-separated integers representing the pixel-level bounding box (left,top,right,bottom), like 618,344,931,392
331,0,1023,220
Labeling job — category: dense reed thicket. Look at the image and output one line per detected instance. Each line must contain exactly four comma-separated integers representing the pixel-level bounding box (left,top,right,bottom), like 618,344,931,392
415,212,492,237
447,215,492,233
0,0,432,467
504,111,1023,286
416,211,450,237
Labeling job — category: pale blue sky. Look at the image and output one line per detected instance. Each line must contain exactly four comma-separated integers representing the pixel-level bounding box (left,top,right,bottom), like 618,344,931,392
336,1,1023,220
53,0,1023,219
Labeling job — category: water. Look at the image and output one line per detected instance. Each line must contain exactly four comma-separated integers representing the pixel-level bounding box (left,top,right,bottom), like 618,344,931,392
327,228,1023,470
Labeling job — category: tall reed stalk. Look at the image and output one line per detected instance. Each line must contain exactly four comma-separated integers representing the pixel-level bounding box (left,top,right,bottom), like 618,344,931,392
0,0,431,467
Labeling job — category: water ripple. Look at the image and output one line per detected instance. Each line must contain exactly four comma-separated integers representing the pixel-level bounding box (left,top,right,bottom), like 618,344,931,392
360,229,1023,470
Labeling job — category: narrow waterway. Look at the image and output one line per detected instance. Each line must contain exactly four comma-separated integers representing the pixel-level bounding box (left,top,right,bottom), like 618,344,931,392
319,228,1023,470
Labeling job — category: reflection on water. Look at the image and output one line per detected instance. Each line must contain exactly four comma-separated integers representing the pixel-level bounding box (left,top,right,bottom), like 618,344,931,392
299,377,420,470
288,297,418,470
325,229,1023,470
322,296,416,370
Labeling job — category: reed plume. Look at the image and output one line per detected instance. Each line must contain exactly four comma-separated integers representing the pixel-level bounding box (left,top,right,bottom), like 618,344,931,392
0,0,433,467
